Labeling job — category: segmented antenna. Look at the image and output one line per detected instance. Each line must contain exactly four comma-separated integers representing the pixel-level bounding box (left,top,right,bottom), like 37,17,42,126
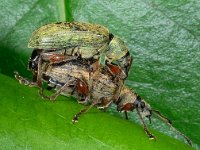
152,109,192,146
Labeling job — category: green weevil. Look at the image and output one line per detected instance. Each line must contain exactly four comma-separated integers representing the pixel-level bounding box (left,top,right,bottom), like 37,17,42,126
28,22,133,79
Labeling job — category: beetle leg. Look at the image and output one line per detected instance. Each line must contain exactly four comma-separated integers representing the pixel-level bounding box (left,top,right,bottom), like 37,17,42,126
36,56,46,99
41,52,78,65
88,60,100,91
96,98,113,110
118,53,133,79
48,81,74,101
14,71,38,87
75,79,89,96
89,60,100,73
37,56,43,87
69,77,90,104
136,108,156,140
38,87,50,99
124,111,129,120
39,76,75,100
112,79,124,103
152,109,192,146
70,85,76,95
77,96,89,104
37,53,78,99
72,101,99,123
106,63,127,80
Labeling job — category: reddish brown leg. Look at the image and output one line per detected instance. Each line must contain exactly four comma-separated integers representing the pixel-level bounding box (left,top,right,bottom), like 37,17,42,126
106,63,126,80
76,79,89,96
42,52,78,65
71,78,89,104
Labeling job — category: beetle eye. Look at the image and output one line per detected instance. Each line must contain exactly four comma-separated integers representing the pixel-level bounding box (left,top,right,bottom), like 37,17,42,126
30,49,39,59
109,33,114,41
28,60,37,70
137,95,141,101
28,49,41,70
28,59,37,70
141,101,145,109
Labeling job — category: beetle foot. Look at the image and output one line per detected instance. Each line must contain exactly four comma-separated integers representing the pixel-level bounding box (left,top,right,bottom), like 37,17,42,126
40,94,51,101
49,95,58,101
148,133,156,140
38,89,51,100
14,71,38,87
77,98,89,104
144,127,156,140
72,115,79,124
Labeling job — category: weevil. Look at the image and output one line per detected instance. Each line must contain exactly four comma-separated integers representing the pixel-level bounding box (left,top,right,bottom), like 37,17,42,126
15,57,192,146
28,22,133,79
27,48,127,99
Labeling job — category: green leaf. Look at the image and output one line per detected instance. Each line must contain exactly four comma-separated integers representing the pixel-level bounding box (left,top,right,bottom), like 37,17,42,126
0,74,192,150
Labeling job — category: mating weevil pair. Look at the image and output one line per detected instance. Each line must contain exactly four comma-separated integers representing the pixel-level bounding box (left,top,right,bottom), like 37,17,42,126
28,22,132,79
15,22,192,146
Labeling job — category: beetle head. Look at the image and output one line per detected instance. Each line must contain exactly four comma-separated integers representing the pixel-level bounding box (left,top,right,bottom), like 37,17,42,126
28,49,43,72
134,96,152,120
117,89,152,121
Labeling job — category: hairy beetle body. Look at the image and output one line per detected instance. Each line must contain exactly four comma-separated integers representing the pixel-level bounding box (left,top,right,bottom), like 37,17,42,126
42,58,122,106
15,57,192,146
29,22,110,59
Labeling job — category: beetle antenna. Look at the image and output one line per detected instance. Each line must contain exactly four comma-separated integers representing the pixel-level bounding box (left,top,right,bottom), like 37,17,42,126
151,109,192,146
152,109,171,124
